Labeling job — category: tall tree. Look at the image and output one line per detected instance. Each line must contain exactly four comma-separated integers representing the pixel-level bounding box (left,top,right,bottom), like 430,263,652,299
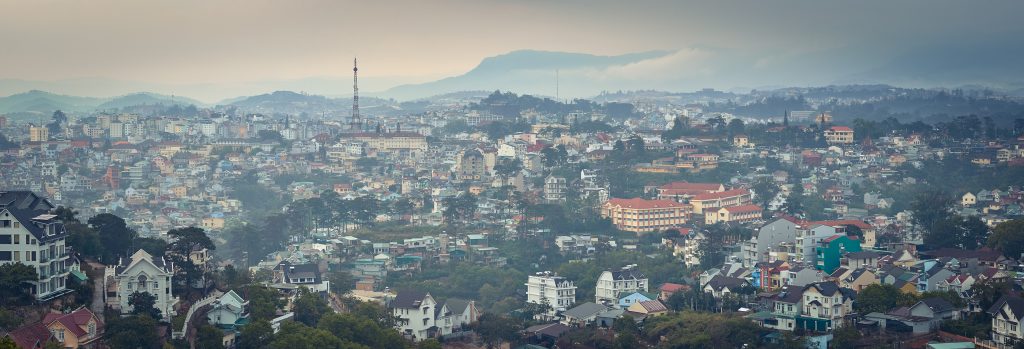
293,288,332,327
87,213,138,263
196,324,227,349
106,315,161,349
0,263,38,305
128,291,162,319
988,219,1024,259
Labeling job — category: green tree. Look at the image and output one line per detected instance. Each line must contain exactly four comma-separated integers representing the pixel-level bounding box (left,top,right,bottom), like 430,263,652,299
988,219,1024,259
294,288,332,327
238,319,275,349
327,270,356,295
0,263,38,305
88,213,138,263
267,322,354,349
245,285,284,321
106,315,161,349
831,327,862,349
196,324,227,349
855,284,905,314
0,337,16,349
132,237,168,257
128,291,162,319
474,313,521,349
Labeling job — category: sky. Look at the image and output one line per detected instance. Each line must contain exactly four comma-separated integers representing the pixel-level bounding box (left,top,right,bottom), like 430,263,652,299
1,0,1022,102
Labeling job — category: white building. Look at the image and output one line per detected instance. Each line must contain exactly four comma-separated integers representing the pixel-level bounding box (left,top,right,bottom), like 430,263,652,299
390,290,452,341
207,289,249,328
105,249,177,321
595,266,648,304
0,191,71,301
543,176,568,203
526,272,577,313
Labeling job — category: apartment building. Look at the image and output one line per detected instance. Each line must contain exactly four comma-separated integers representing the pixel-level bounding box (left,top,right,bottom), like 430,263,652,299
601,198,687,233
0,190,71,301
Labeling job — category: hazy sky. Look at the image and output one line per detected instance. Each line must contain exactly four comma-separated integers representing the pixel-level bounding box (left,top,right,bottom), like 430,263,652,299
1,0,1022,100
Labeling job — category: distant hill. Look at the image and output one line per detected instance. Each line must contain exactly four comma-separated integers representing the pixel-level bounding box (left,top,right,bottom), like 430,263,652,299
0,90,103,114
0,90,203,114
383,50,673,100
97,92,203,110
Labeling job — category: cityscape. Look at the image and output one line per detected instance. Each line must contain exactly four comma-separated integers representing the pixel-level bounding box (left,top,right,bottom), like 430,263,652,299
2,1,1024,349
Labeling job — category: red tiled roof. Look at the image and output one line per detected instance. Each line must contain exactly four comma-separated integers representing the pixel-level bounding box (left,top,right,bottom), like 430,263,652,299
8,323,52,349
829,126,853,132
660,283,689,292
691,188,750,201
658,181,723,192
606,198,686,210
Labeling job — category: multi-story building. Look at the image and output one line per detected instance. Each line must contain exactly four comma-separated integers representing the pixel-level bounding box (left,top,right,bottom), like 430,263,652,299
350,132,428,157
0,190,71,301
741,218,799,268
704,204,762,224
105,249,177,321
29,125,49,142
989,295,1024,345
390,290,452,341
824,126,855,145
457,149,486,181
525,271,577,312
595,266,648,304
797,281,854,331
544,175,567,203
601,198,687,233
656,182,724,202
814,234,862,274
689,188,752,215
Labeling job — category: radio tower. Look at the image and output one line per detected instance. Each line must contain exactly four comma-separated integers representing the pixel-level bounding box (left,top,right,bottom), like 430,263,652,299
351,57,361,131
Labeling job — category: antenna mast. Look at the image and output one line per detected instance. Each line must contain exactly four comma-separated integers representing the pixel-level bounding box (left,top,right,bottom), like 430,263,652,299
352,57,361,130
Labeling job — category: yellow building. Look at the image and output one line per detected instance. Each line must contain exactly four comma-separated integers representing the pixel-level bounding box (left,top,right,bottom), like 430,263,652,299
351,132,428,156
824,126,855,145
704,204,762,224
601,198,688,233
689,188,752,214
29,125,49,142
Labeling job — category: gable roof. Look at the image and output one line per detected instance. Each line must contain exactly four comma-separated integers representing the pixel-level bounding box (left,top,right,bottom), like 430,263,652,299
445,299,472,314
988,295,1024,320
635,300,668,313
391,290,430,309
704,275,749,291
7,323,52,349
563,302,608,319
918,298,956,314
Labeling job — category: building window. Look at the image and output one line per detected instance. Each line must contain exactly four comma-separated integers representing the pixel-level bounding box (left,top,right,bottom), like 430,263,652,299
0,220,10,228
0,235,10,244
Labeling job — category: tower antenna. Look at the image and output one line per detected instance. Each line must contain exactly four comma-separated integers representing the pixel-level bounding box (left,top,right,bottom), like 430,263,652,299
352,57,361,130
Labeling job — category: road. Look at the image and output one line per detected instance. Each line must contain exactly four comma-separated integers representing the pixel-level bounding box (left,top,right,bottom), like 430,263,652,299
86,261,106,316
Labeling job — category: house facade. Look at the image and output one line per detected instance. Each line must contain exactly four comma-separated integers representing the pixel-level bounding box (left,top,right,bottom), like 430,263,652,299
525,272,577,313
600,198,687,233
105,249,177,321
0,190,71,301
595,267,648,304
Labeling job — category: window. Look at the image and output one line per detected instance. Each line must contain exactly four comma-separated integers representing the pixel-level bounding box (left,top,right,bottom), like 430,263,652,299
0,251,10,261
13,235,18,244
0,235,9,244
12,222,18,229
0,220,10,228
